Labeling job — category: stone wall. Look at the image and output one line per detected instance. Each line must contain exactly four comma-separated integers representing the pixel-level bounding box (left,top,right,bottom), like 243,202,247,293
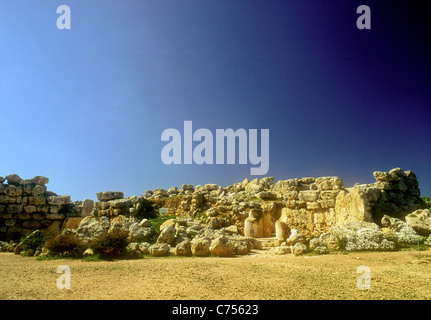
1,168,426,242
143,168,426,240
91,191,154,219
274,177,344,238
0,174,83,241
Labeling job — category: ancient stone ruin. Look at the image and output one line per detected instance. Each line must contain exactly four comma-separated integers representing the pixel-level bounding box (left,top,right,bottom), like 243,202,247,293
1,168,430,257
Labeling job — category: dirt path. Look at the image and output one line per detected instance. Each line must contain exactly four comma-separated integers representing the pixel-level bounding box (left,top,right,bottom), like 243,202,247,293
1,249,430,300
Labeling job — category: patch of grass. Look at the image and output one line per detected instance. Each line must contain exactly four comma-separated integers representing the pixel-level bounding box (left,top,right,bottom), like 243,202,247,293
43,233,84,258
35,254,76,261
80,254,103,262
399,242,428,251
149,214,177,234
21,230,46,251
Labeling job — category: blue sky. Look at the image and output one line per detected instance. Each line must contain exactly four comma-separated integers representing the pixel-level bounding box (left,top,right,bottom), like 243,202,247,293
1,0,430,201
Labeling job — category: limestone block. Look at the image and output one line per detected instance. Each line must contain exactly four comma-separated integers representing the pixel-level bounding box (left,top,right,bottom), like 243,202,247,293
191,237,211,256
175,240,192,256
36,205,49,213
5,174,22,185
32,213,45,220
149,243,170,257
32,185,47,196
306,202,320,210
405,209,431,236
335,188,373,226
96,191,124,201
46,213,65,220
5,219,16,227
280,208,314,236
0,195,18,204
31,176,49,185
7,204,23,214
318,199,336,209
22,221,42,229
47,195,71,205
298,191,319,202
319,190,340,200
243,217,256,237
315,177,344,190
285,191,299,200
63,217,83,229
50,205,62,214
14,213,31,220
210,236,234,257
44,220,61,238
275,220,287,242
5,185,23,197
29,196,46,205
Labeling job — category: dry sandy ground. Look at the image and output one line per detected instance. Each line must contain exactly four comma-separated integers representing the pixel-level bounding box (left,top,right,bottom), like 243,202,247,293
1,249,430,300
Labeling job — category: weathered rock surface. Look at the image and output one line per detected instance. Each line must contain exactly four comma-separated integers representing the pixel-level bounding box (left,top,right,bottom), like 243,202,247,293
405,209,431,236
157,225,176,246
381,215,424,244
149,243,170,257
76,216,106,245
210,236,234,257
191,237,211,257
175,240,192,256
96,191,124,201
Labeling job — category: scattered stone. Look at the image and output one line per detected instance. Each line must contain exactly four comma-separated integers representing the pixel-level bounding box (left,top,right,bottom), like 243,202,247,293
139,242,151,255
405,209,431,236
175,240,192,256
83,248,95,257
381,215,424,244
191,237,211,257
292,242,308,255
76,216,107,245
231,239,251,255
286,229,306,246
274,246,291,255
157,225,176,246
128,223,154,243
138,219,152,228
149,243,170,257
210,236,234,257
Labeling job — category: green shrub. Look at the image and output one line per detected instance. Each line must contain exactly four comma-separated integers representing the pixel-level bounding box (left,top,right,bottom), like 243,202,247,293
44,233,84,258
421,197,431,207
21,230,46,251
91,229,129,260
136,198,157,220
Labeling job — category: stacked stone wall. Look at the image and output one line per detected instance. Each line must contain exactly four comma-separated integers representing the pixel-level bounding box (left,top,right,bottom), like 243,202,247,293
0,174,80,241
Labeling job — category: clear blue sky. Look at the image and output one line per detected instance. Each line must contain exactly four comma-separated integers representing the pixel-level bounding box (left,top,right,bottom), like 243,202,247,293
1,0,430,201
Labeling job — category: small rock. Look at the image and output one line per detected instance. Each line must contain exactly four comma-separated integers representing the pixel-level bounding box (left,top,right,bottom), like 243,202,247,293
210,236,234,257
175,240,192,256
149,243,170,257
292,242,308,255
191,237,211,257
